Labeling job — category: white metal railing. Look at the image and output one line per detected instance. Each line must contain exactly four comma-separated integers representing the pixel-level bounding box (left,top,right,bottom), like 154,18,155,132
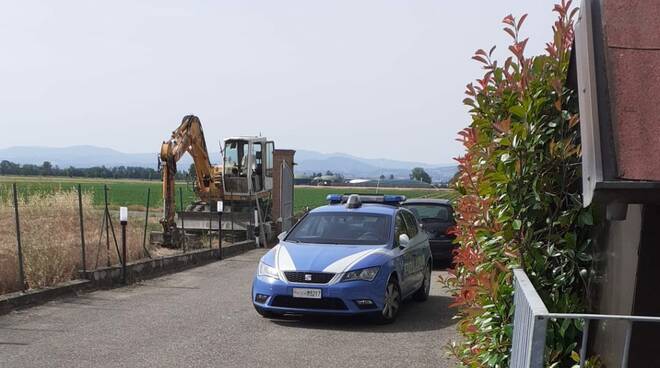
510,269,660,368
510,269,549,367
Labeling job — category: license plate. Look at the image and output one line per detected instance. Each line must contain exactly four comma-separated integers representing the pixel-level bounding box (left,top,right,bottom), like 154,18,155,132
292,288,322,299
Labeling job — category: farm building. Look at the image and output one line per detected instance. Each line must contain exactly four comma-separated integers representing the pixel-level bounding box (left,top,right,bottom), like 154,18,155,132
293,174,313,185
343,178,435,189
310,175,344,186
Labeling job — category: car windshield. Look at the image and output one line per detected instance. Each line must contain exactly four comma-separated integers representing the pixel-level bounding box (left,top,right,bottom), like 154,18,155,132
286,212,391,245
404,204,451,221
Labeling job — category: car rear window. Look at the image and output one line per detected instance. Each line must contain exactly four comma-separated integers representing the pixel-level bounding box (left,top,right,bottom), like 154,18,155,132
404,204,452,221
286,212,391,245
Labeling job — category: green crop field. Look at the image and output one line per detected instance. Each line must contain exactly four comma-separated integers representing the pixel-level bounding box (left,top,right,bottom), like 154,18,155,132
0,176,456,213
292,186,456,213
0,176,195,210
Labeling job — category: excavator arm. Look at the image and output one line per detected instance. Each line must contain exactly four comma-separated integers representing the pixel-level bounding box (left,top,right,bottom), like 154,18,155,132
159,115,223,246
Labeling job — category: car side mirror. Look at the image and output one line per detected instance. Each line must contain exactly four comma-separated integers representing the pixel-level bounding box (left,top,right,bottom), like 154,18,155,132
277,231,287,241
398,234,410,249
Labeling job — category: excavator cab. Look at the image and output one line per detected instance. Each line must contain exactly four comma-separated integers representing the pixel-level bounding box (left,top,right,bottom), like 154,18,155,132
216,137,275,243
222,137,274,195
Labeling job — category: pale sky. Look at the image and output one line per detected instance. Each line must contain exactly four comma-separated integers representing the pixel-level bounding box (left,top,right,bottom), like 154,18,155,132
0,1,558,165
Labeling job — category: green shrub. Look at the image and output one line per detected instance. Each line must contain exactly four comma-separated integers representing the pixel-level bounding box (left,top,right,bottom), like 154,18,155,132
446,1,593,366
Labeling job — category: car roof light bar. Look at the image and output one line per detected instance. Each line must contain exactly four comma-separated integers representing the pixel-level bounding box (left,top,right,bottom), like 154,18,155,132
325,194,406,206
383,195,407,203
326,194,343,204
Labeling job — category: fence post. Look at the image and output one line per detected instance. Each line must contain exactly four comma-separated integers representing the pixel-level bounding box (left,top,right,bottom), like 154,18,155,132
104,184,111,267
208,202,212,249
77,184,87,274
248,200,254,242
12,183,27,291
120,207,128,284
217,200,223,260
230,198,235,233
142,188,152,258
254,208,260,247
103,185,122,265
179,187,186,252
106,210,122,264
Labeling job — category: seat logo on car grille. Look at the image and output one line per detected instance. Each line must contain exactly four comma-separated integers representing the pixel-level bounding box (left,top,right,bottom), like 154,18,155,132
284,271,335,283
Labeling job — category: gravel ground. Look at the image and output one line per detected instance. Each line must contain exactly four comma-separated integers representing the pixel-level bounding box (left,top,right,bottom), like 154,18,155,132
0,249,458,368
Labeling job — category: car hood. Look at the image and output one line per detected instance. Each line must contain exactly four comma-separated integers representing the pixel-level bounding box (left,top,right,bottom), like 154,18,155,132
262,242,389,274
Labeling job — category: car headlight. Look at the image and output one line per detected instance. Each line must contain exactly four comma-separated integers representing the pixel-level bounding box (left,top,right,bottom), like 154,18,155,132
258,262,279,280
341,266,380,282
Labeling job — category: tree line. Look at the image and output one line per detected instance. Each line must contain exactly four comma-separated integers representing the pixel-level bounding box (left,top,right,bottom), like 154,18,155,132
303,168,434,184
0,160,188,180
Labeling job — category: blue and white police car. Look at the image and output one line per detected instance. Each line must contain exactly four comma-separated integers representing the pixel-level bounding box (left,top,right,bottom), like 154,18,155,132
252,194,432,323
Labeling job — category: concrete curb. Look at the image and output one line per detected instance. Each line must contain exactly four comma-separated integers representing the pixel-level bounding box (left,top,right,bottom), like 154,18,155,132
80,240,257,287
0,240,257,315
0,279,91,315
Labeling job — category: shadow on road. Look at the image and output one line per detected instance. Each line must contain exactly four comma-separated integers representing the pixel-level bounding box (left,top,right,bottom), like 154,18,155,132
269,294,456,333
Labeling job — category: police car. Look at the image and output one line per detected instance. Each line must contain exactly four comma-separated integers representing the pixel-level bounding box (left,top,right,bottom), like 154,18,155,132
252,194,432,323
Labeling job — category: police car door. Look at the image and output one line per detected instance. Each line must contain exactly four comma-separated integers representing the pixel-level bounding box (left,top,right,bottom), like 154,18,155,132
394,211,417,296
401,210,426,289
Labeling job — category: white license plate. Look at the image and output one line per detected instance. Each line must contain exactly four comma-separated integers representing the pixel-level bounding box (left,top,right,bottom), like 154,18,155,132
292,288,322,299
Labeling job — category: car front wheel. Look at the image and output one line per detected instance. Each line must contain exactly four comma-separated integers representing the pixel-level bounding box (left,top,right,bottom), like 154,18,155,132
374,277,401,324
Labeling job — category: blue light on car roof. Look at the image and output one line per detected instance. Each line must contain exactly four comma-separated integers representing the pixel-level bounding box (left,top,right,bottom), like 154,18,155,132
383,195,406,203
326,194,343,204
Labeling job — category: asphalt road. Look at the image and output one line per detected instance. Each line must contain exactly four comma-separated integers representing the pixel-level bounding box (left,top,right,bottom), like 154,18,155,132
0,249,457,368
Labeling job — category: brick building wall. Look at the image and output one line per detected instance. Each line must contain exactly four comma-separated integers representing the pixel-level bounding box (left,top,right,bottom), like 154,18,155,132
603,1,660,180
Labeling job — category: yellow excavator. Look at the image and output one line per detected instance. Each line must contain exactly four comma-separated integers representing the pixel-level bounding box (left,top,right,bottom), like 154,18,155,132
159,115,223,246
157,115,276,247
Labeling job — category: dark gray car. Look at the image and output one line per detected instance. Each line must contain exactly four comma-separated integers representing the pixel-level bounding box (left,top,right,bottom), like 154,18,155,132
402,199,456,264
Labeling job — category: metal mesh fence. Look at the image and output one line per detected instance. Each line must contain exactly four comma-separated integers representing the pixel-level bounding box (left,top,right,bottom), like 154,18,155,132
0,182,239,295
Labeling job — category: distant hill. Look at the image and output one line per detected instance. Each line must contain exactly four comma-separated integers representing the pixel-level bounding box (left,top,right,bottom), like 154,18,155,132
0,145,457,182
294,149,456,182
0,145,210,169
296,150,444,170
